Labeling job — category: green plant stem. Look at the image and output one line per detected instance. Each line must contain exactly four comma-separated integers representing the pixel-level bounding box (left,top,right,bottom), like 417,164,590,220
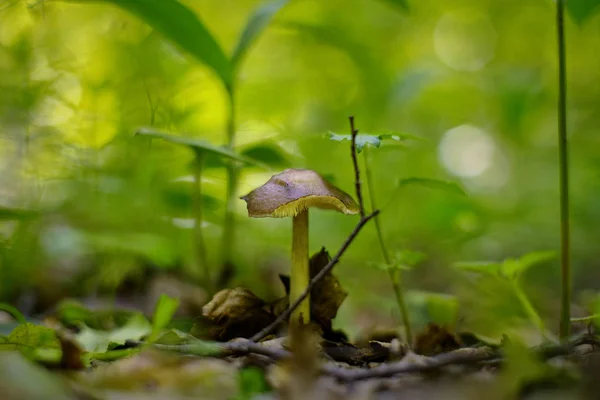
512,282,547,339
220,87,238,288
291,209,310,325
363,147,413,346
556,0,571,340
0,303,27,324
192,152,210,290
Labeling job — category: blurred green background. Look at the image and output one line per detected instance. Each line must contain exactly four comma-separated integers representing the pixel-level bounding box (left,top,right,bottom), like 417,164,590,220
0,0,599,341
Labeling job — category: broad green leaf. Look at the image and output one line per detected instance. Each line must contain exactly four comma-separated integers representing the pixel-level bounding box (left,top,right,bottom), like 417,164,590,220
64,0,232,86
326,132,404,153
454,261,502,276
567,0,600,25
55,299,136,330
240,143,291,167
75,313,152,352
500,251,556,280
407,291,458,327
397,177,466,196
231,0,289,70
149,294,180,342
499,340,549,397
0,323,60,352
393,249,427,270
237,367,270,399
379,0,409,12
154,329,197,345
0,304,27,324
371,261,391,271
425,293,459,327
136,128,252,163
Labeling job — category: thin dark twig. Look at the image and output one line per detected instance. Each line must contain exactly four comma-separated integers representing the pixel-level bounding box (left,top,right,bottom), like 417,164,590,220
349,116,365,217
250,210,379,342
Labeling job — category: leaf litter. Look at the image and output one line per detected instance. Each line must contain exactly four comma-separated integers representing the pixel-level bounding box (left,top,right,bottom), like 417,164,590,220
0,249,598,399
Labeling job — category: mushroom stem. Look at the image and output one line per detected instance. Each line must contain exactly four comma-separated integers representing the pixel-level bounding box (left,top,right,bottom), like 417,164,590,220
291,209,310,325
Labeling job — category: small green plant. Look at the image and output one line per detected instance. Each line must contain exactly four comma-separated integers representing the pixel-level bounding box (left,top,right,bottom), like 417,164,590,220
454,251,556,339
67,0,289,286
135,128,259,289
327,118,463,346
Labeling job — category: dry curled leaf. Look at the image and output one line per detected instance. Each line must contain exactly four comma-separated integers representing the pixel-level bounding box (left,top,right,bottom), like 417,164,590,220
310,248,348,332
201,288,275,341
279,248,348,334
203,288,265,324
414,323,462,356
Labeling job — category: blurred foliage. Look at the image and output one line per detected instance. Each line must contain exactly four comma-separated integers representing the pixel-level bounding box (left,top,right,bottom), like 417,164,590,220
0,0,599,345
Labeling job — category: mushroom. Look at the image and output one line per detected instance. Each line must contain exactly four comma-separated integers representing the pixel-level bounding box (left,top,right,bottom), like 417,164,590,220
240,168,359,325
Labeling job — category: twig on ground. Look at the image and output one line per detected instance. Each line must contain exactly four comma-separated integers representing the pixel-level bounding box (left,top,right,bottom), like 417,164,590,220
124,335,600,381
250,210,379,342
126,338,291,361
321,347,497,382
321,334,600,382
536,334,600,360
349,116,365,218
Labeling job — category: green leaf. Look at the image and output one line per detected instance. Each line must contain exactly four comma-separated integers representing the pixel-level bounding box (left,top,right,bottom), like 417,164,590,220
407,291,459,327
379,0,409,12
0,304,27,324
0,323,60,352
231,0,288,70
397,177,466,196
453,261,502,276
240,143,291,167
499,340,549,397
567,0,600,25
64,0,232,86
154,329,197,345
425,293,459,327
326,132,405,153
148,295,180,342
500,251,556,280
236,367,270,400
75,313,152,353
136,128,252,163
393,249,427,270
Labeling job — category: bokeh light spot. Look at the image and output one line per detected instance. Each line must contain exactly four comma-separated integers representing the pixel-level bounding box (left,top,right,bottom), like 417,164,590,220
434,9,497,72
439,124,495,178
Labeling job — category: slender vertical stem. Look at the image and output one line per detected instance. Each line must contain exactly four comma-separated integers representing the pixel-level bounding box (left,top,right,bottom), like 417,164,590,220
291,209,310,325
512,282,547,339
363,147,413,346
556,0,571,340
192,152,210,289
220,87,238,288
348,116,365,218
